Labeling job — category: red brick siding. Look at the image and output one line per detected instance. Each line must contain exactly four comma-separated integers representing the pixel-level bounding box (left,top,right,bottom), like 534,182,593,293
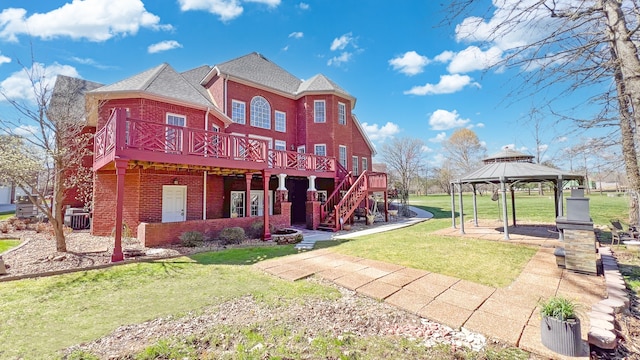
92,170,140,236
62,125,96,209
206,174,224,219
97,98,207,130
138,202,291,247
138,170,204,224
214,80,298,148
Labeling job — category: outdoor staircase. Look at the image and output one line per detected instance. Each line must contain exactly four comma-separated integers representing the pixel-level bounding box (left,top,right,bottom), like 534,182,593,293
318,170,370,231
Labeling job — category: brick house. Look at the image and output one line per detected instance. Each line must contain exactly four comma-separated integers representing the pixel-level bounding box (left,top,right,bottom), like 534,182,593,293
73,52,387,261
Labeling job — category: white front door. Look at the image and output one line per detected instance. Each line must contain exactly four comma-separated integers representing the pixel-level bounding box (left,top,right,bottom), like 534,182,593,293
162,185,186,222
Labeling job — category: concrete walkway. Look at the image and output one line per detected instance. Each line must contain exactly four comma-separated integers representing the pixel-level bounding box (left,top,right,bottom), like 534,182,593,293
255,214,606,359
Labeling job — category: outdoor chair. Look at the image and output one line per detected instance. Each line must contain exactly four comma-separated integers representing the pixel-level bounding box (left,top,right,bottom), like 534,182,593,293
611,220,638,237
609,225,634,246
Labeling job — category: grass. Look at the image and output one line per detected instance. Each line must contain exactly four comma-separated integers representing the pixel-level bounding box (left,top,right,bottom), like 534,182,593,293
0,211,15,221
0,238,20,253
0,248,339,359
409,192,629,227
332,220,537,288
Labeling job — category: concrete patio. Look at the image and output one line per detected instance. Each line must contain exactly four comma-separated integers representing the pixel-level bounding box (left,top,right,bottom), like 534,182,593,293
254,220,607,359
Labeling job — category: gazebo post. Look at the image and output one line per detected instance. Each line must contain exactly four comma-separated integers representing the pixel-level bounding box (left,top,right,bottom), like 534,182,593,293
451,182,456,229
558,175,564,218
500,177,510,240
511,185,516,227
458,181,465,234
472,184,478,227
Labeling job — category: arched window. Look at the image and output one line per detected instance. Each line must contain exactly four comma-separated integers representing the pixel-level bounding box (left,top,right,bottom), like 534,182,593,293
250,96,271,129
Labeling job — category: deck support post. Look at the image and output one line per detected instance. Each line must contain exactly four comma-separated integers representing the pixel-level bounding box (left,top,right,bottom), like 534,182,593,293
111,158,128,262
262,170,271,241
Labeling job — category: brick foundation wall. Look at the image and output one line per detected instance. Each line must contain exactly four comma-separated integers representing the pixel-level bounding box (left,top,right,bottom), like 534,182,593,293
139,202,291,247
92,170,141,236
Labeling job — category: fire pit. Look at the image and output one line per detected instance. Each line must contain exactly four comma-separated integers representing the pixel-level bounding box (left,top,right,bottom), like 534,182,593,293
272,228,303,245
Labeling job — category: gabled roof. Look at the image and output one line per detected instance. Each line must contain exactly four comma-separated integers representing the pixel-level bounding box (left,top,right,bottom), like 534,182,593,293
204,52,354,102
211,52,302,95
181,65,214,105
90,63,215,109
48,75,104,123
298,74,350,97
352,114,376,156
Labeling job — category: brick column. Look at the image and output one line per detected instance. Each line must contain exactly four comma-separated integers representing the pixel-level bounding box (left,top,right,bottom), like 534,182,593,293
245,173,252,218
306,200,321,230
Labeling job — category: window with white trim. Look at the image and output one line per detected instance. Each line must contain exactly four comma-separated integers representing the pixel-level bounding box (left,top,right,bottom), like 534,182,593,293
275,111,286,132
230,191,245,217
352,156,359,175
166,113,186,153
362,157,368,172
314,100,326,123
338,102,346,125
339,145,347,168
317,190,328,205
250,96,271,129
231,100,246,124
314,144,326,156
274,140,286,151
250,190,273,216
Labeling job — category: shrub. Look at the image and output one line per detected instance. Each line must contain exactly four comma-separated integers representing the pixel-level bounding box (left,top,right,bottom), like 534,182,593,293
218,227,245,245
539,296,578,321
0,222,13,233
35,222,50,234
179,231,204,247
12,220,27,231
248,221,264,239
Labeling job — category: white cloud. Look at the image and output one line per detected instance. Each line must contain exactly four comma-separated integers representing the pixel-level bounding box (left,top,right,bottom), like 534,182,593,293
245,0,281,7
434,50,454,63
327,52,352,67
179,0,281,21
447,46,503,73
429,132,447,143
0,54,10,65
0,0,171,42
148,40,183,54
361,121,400,142
558,136,568,142
538,144,548,152
475,122,485,128
432,153,446,165
69,57,112,70
389,51,430,76
299,2,309,10
288,31,303,39
13,124,38,136
330,32,353,51
0,62,79,103
429,109,470,130
179,0,243,21
421,145,433,153
404,74,480,95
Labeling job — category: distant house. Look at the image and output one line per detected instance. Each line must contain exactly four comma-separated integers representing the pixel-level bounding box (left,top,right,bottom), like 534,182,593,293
59,52,388,258
0,181,14,205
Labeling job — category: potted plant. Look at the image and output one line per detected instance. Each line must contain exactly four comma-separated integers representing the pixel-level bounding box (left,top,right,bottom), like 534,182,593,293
539,296,582,356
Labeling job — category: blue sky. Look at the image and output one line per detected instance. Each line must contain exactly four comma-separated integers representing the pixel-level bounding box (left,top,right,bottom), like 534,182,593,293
0,0,607,170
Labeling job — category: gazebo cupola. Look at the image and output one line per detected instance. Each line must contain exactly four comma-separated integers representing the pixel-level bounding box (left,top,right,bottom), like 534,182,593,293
483,148,534,164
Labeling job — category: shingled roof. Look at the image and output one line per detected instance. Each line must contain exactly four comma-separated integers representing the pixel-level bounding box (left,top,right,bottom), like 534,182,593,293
298,74,351,97
214,52,302,95
90,63,215,109
48,75,104,123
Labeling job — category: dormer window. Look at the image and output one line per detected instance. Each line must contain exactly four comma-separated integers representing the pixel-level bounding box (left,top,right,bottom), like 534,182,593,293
314,100,326,123
250,96,271,129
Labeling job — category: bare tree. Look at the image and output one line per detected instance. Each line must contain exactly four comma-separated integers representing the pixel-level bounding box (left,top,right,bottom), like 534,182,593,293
379,137,425,209
447,0,640,223
0,60,100,251
442,128,486,178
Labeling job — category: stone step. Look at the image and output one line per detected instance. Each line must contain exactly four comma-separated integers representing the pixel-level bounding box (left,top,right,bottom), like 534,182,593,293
295,239,317,250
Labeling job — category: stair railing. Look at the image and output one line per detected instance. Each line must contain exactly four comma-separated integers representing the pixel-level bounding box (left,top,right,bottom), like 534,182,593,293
332,170,369,231
320,171,353,222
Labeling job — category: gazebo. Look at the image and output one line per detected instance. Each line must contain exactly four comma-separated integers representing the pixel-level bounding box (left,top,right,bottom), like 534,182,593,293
450,149,584,239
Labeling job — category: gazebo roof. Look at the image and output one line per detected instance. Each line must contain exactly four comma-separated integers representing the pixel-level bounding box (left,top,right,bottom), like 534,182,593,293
458,161,583,184
456,149,583,184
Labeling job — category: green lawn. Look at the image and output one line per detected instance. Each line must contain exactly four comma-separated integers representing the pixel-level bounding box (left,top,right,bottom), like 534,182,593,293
0,239,20,253
0,212,15,221
0,248,338,359
410,192,629,227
